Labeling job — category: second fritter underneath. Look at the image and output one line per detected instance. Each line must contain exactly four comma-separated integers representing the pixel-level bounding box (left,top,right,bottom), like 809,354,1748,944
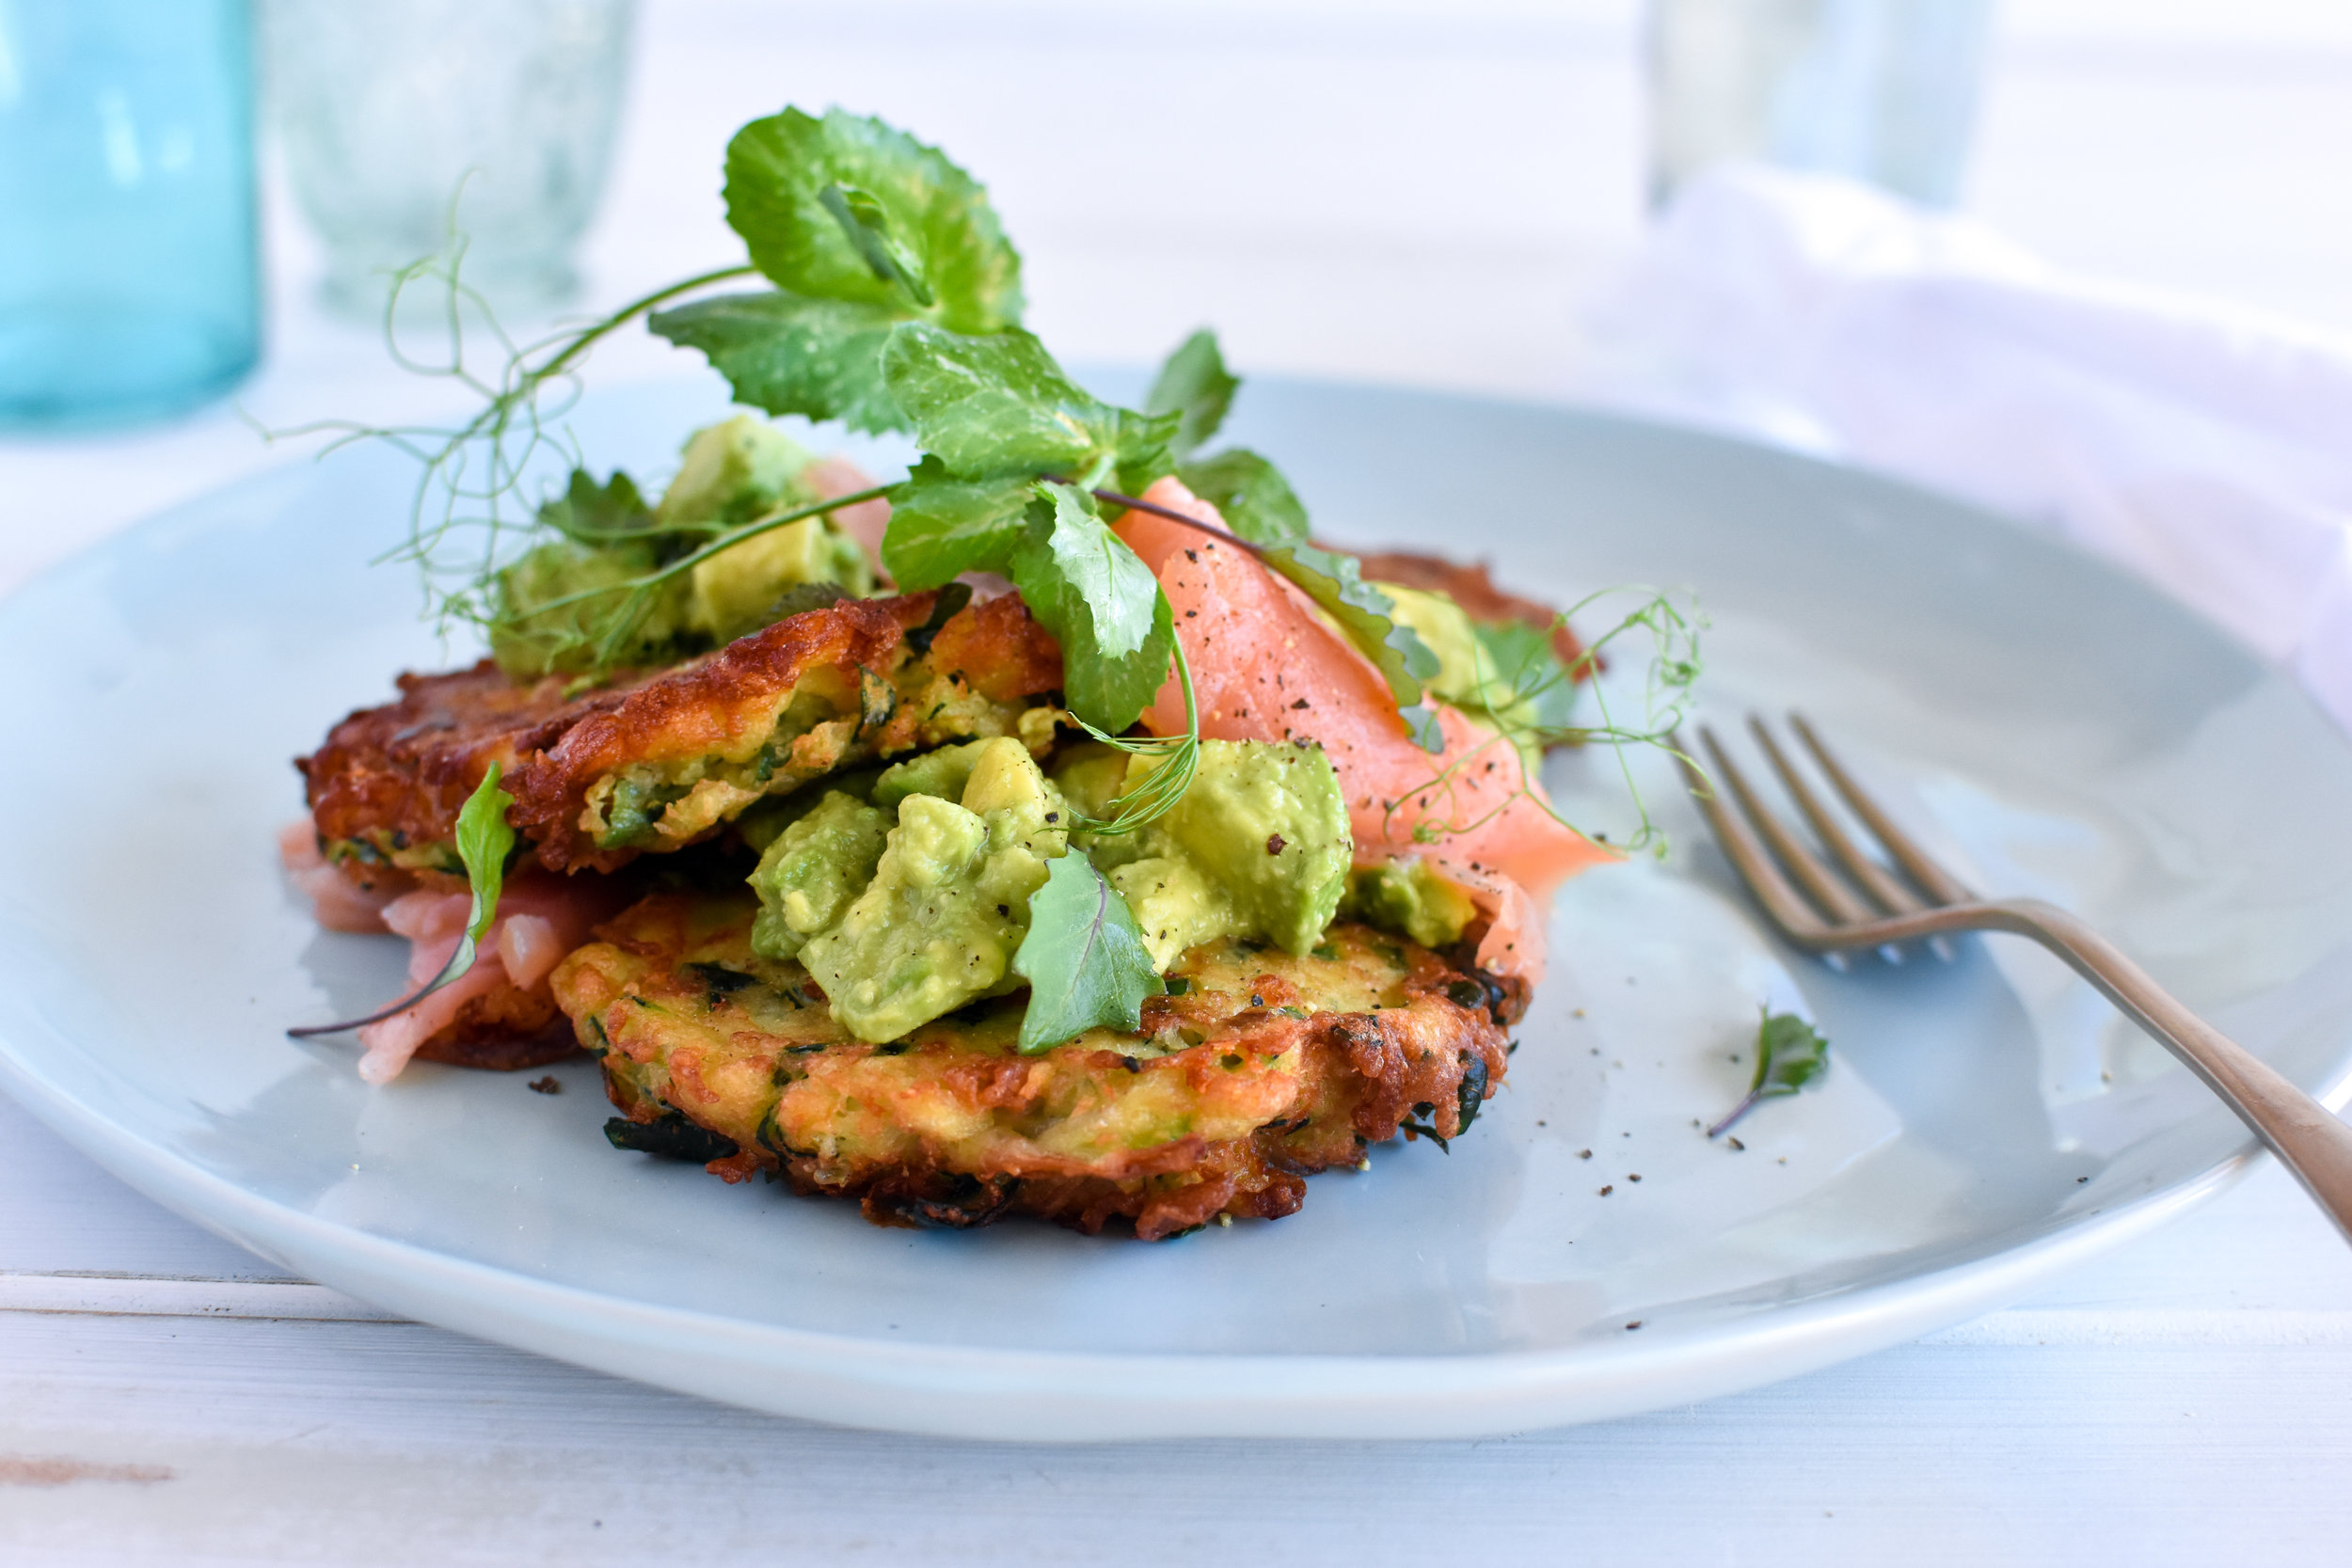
551,891,1517,1240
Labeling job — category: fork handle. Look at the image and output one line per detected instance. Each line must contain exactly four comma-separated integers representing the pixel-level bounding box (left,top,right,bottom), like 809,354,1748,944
1984,897,2352,1243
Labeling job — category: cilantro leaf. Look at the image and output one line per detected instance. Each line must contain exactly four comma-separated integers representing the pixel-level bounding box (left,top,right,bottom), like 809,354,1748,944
647,291,907,435
881,324,1121,479
1010,853,1165,1053
1028,483,1158,658
723,107,1022,333
283,765,517,1040
1009,484,1176,733
1145,328,1238,460
1708,1011,1831,1138
1175,447,1308,548
878,456,1035,589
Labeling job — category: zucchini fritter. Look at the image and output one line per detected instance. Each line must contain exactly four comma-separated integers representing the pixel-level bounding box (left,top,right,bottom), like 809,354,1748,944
298,590,1063,882
549,891,1515,1240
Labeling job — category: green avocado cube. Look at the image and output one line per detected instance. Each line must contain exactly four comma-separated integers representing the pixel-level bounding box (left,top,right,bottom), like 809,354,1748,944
1128,739,1349,957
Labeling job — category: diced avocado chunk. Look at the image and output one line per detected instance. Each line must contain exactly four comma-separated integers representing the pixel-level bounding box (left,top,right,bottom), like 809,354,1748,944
689,518,873,644
1341,855,1478,949
1097,738,1351,969
798,738,1071,1041
1143,739,1350,955
490,469,693,679
1107,855,1239,973
747,791,893,960
735,767,882,855
1378,583,1534,728
657,414,815,531
1048,743,1145,869
872,740,989,810
1046,742,1128,822
657,415,876,644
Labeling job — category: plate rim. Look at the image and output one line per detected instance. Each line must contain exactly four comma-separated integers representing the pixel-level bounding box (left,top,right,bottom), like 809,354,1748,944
4,378,2347,1439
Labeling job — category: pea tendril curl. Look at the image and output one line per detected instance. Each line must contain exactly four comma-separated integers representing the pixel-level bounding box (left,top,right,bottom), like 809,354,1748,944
1376,586,1707,858
256,236,761,651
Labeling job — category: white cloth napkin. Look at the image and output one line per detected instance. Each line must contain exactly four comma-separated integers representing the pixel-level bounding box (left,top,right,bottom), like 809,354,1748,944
1576,164,2352,732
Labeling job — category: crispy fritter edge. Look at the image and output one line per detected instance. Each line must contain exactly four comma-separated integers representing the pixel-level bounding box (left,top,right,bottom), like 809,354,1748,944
556,895,1518,1241
298,591,1064,880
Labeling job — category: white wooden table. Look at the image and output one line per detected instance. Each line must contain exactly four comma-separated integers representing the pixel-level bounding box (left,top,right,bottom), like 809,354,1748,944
7,2,2352,1560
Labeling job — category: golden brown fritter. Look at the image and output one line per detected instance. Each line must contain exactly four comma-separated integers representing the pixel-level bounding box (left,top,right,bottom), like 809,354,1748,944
297,591,1065,883
549,890,1516,1240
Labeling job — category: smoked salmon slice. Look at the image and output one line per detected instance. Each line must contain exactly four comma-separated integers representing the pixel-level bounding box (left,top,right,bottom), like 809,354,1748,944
1111,478,1615,980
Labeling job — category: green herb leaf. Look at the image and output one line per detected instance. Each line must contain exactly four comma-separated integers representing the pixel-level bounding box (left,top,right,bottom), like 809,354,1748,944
535,468,657,546
1026,483,1159,658
1145,328,1238,461
1009,484,1177,733
647,291,907,435
1108,406,1182,496
1175,447,1308,548
1010,854,1165,1053
1708,1011,1831,1138
880,324,1122,479
283,764,516,1040
878,455,1036,588
448,762,519,989
818,182,935,308
723,107,1022,333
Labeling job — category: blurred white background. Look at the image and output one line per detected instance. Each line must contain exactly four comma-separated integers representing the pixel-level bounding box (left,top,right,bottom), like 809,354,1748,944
17,0,2352,582
531,0,2352,392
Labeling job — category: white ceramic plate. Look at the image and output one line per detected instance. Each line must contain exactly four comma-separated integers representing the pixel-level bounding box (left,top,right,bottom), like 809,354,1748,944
6,376,2351,1441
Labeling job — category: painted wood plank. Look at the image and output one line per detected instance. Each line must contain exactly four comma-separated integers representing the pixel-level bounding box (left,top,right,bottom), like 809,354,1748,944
0,1275,396,1323
2,1310,2349,1567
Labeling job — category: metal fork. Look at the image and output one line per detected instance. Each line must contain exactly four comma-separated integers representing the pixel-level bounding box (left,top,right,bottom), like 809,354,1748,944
1683,713,2352,1245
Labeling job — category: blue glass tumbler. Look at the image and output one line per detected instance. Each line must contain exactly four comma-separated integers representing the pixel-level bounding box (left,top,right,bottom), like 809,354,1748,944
0,0,261,428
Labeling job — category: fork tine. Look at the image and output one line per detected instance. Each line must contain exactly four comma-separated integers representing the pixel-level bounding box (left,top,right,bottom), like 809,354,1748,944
1673,730,1826,938
1747,717,1926,915
1698,726,1876,925
1788,713,1974,905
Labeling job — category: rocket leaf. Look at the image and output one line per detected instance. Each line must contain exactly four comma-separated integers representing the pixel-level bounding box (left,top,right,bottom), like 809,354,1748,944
284,765,516,1039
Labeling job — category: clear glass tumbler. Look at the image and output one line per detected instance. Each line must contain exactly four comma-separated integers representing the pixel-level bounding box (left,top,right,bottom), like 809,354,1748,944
1647,0,1994,208
0,0,262,429
263,0,634,320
